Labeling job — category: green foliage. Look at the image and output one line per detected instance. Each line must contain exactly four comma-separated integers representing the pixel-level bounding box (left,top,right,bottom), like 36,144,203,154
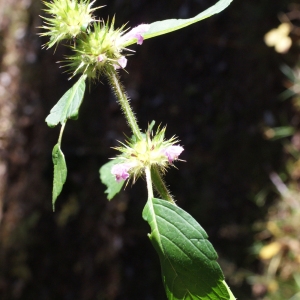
52,143,67,210
46,74,87,210
41,1,236,298
99,159,125,200
124,0,233,47
265,126,295,140
143,198,231,300
45,75,87,127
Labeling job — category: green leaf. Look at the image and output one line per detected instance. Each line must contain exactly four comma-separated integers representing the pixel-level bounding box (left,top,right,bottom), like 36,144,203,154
125,0,233,47
99,158,125,200
143,198,231,300
46,75,87,127
52,143,67,211
267,126,296,140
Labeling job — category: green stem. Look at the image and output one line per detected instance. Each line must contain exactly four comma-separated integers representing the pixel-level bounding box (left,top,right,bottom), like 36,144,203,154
145,166,154,200
58,122,66,146
106,68,143,140
143,166,159,242
151,166,175,204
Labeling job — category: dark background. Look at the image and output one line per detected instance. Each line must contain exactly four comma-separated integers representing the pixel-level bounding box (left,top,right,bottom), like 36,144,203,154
0,0,295,299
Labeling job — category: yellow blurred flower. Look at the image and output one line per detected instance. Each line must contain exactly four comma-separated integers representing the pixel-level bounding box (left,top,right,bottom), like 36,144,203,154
267,280,279,293
264,23,292,53
266,221,281,237
259,241,282,260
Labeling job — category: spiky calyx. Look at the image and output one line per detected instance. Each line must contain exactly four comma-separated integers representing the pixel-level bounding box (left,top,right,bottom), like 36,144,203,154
40,0,100,48
64,20,127,79
111,126,184,183
63,22,150,79
40,1,150,79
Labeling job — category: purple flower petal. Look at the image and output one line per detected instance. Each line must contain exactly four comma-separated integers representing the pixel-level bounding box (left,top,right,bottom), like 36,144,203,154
120,24,150,45
111,162,135,182
97,54,105,62
114,56,127,70
118,56,127,68
162,145,184,163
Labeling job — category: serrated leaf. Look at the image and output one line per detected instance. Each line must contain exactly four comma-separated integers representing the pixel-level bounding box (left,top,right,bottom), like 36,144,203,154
52,144,67,211
99,158,125,200
46,75,87,127
143,198,230,300
124,0,233,47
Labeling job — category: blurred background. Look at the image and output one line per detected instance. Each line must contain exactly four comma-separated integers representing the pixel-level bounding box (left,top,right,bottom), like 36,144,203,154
0,0,300,299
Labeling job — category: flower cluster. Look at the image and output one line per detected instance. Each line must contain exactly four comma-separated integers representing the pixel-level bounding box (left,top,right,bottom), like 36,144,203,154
40,0,150,78
111,127,184,183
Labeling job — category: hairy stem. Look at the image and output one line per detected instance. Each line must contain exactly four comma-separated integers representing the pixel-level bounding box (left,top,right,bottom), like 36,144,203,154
106,68,142,140
151,165,175,204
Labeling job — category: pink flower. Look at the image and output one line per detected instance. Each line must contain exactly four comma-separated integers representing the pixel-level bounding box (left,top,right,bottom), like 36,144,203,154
120,24,150,45
162,145,184,163
97,54,105,62
111,162,135,182
114,56,127,69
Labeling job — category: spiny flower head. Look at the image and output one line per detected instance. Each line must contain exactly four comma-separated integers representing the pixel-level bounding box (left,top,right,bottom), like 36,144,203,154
111,125,184,183
64,21,150,79
64,19,127,78
40,0,100,48
40,0,150,78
